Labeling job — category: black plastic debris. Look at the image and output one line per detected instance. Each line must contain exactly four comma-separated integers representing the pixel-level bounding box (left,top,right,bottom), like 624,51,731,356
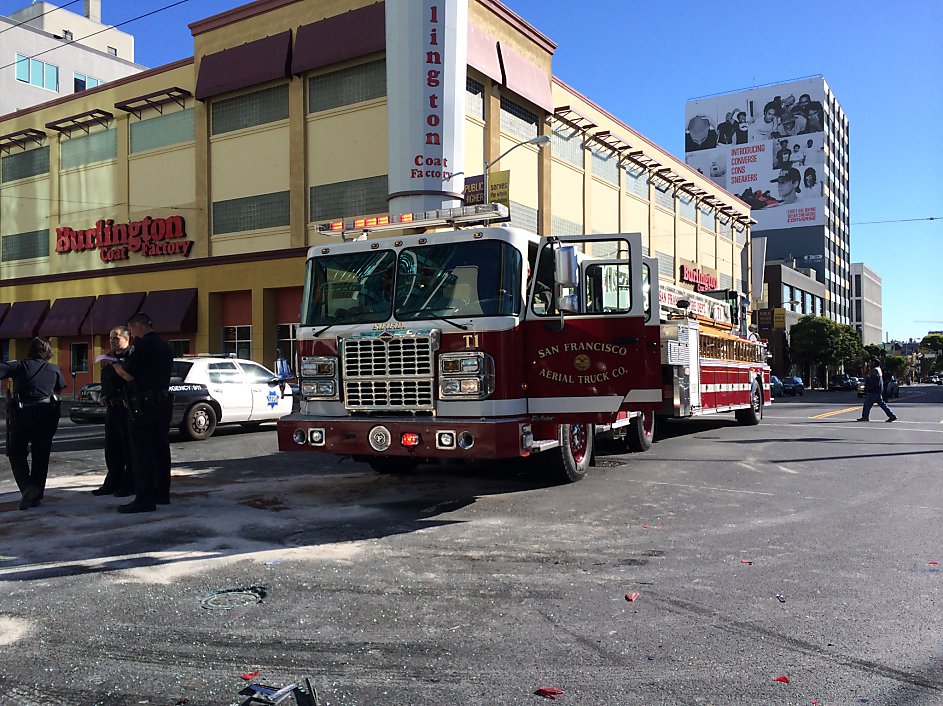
201,585,267,610
239,677,318,706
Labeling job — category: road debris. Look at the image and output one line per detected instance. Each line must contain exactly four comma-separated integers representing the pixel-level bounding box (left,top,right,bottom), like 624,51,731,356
625,592,641,602
242,671,261,681
534,686,565,700
776,593,786,603
740,559,752,565
201,585,267,610
773,675,790,683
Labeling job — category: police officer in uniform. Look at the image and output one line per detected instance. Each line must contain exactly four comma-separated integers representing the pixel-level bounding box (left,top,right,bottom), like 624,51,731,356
91,326,134,497
1,337,67,510
110,313,173,513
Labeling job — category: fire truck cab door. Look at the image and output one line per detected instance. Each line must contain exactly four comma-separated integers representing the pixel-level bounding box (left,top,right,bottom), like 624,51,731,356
524,233,660,423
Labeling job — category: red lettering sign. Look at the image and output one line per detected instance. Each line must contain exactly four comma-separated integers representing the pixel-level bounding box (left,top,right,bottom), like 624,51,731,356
55,216,192,263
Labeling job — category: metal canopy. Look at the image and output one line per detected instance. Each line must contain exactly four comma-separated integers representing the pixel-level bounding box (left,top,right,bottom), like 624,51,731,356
0,128,46,153
114,87,191,119
553,105,597,131
45,108,113,134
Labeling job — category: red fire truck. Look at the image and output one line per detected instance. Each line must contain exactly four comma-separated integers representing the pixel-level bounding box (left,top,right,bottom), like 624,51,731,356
276,206,770,482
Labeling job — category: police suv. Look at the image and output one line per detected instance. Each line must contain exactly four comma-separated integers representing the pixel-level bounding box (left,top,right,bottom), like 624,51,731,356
170,356,293,440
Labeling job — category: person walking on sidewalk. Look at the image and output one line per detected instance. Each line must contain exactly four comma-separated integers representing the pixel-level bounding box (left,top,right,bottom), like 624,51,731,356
1,337,67,510
857,359,897,422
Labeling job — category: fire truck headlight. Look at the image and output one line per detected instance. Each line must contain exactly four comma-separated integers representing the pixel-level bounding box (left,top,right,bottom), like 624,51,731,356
439,352,495,399
292,429,307,445
459,379,480,394
301,356,336,377
302,380,337,398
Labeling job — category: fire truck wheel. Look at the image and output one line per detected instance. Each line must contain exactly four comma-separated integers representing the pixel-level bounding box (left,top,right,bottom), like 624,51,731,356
368,457,419,474
553,423,594,483
182,402,217,441
735,387,763,426
627,411,655,452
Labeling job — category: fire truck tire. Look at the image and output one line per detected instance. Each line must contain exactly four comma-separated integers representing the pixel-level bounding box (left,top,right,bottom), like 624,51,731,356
553,423,594,483
735,387,763,426
627,411,655,452
368,457,419,474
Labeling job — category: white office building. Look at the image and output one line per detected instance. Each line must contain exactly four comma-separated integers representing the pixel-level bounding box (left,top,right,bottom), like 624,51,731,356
851,262,882,345
1,0,142,115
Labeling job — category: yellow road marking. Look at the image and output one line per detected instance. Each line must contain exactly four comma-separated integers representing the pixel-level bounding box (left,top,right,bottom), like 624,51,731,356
810,406,860,419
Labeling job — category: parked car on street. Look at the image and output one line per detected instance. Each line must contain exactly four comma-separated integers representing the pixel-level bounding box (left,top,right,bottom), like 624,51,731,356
770,375,784,398
69,356,294,440
781,376,805,396
883,376,900,398
828,374,856,391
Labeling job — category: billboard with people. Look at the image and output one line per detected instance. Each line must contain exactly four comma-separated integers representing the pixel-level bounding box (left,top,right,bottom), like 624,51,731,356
685,78,826,231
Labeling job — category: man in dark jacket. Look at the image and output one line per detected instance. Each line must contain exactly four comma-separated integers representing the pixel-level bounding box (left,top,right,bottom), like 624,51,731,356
91,326,133,497
857,359,897,422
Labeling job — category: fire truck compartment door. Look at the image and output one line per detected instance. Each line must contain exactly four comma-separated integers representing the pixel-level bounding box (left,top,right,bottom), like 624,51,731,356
524,233,661,422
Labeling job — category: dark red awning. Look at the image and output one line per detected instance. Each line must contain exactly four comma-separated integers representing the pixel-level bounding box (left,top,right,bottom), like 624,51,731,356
0,300,49,339
195,31,292,101
140,288,198,333
80,292,146,336
37,295,96,337
291,4,385,75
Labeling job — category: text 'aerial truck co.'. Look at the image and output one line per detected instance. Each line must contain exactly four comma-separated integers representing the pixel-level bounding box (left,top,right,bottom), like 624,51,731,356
275,204,771,483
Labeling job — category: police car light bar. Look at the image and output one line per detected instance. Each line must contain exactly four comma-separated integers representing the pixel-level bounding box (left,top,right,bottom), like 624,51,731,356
318,203,510,237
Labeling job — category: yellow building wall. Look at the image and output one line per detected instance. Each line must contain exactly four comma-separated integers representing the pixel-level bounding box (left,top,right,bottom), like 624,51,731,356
307,101,388,189
59,162,119,223
676,220,697,264
588,180,619,233
698,232,718,269
0,176,50,234
210,124,290,200
650,209,675,260
129,145,196,213
464,117,485,184
550,161,583,225
622,196,649,243
498,136,540,210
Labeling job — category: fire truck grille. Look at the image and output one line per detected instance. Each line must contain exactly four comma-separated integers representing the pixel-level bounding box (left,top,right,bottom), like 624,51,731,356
344,380,435,410
343,335,436,411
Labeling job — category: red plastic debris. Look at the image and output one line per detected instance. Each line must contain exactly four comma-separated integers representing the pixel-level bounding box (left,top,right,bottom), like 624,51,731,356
740,559,753,565
625,592,641,602
929,561,939,565
774,675,790,683
241,671,260,680
642,524,650,529
534,687,566,699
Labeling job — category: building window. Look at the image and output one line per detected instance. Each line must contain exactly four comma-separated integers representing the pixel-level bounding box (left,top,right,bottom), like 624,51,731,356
212,84,289,136
499,96,538,140
212,191,290,235
656,251,674,280
551,215,581,236
15,54,58,91
652,178,674,211
276,324,298,373
1,146,49,183
130,109,195,153
62,30,73,41
551,122,583,167
169,339,190,357
590,147,618,184
509,200,538,232
854,274,861,296
60,129,117,169
107,46,117,57
465,77,484,119
625,166,648,199
223,326,252,360
71,342,89,374
679,194,697,222
308,59,386,113
73,72,102,92
1,229,50,262
309,175,388,222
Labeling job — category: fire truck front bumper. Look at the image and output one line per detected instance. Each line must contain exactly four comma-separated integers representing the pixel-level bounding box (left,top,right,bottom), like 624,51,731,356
277,415,534,460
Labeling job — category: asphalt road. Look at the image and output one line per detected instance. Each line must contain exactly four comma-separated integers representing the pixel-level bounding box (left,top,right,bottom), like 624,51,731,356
1,385,941,705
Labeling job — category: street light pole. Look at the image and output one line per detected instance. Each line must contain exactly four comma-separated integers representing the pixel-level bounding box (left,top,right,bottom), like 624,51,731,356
483,134,550,206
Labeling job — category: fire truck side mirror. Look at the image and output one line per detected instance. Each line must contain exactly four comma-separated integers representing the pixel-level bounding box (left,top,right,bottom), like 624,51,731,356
554,246,579,288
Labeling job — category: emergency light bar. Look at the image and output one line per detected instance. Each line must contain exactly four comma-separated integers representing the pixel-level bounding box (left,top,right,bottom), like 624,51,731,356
318,203,510,237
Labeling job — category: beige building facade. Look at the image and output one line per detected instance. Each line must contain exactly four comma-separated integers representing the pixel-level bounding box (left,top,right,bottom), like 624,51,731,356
0,0,752,391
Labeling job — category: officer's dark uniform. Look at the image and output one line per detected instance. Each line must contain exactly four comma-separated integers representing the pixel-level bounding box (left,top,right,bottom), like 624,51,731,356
122,331,173,508
1,357,66,505
97,345,133,494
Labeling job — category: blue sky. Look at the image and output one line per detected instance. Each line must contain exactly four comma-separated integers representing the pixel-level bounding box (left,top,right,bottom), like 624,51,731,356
3,0,940,342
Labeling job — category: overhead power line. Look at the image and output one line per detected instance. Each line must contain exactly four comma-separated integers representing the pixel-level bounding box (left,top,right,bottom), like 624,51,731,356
851,216,939,226
0,0,83,35
0,0,189,73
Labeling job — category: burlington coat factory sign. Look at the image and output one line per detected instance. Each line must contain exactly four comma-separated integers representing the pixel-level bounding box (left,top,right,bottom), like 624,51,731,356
55,215,194,262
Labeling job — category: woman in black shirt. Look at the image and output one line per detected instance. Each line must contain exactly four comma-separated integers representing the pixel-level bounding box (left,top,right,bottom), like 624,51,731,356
1,337,67,510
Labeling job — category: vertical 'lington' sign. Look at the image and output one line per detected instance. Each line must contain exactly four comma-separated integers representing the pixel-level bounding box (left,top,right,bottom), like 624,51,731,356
386,0,467,217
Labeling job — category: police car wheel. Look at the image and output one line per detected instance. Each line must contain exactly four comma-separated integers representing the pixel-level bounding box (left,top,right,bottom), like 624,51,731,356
182,402,217,441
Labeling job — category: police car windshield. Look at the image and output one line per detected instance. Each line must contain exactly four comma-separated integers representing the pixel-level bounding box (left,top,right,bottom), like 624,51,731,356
394,240,522,320
301,250,395,326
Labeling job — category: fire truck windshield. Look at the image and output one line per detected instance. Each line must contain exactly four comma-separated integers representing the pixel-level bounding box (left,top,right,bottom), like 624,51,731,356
300,240,523,328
